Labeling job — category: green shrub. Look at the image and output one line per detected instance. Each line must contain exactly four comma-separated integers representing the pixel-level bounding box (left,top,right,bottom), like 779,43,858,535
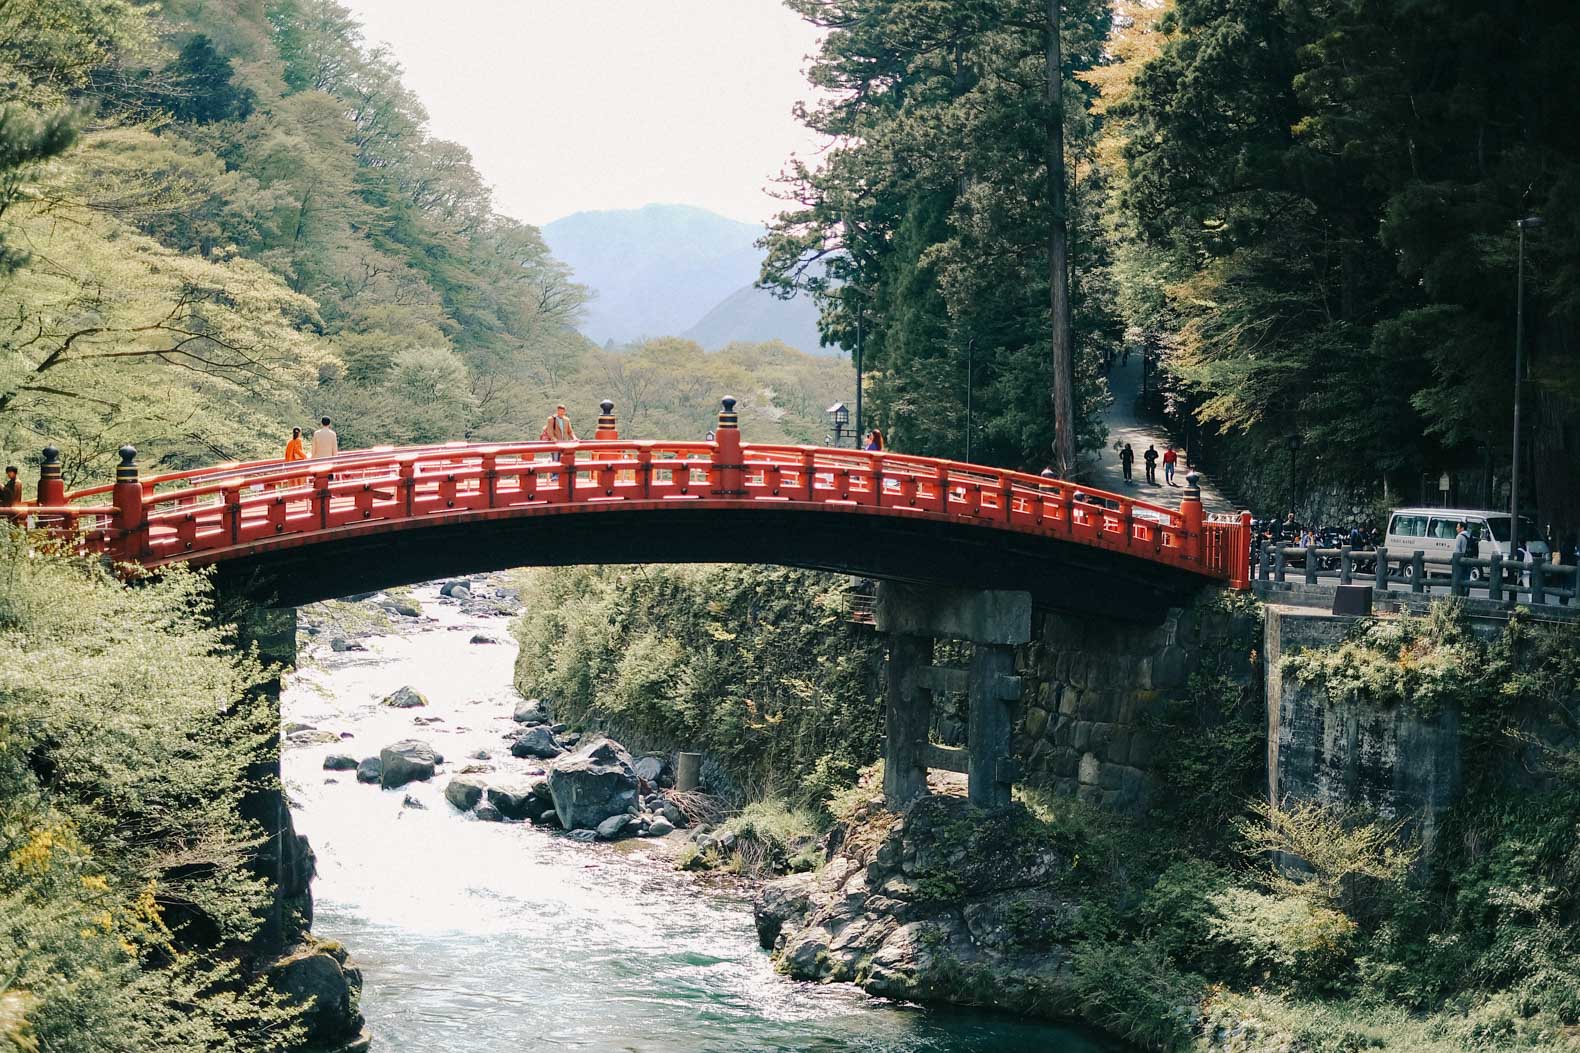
1207,887,1358,992
0,530,302,1051
1070,938,1200,1050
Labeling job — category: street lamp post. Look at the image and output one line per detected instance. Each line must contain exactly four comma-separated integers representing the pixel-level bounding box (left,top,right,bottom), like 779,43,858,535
1286,433,1303,507
854,308,863,448
965,337,975,463
1511,215,1543,561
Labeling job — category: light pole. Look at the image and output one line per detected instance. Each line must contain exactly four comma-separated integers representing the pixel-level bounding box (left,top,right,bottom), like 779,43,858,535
965,337,975,463
854,307,864,447
1512,215,1543,560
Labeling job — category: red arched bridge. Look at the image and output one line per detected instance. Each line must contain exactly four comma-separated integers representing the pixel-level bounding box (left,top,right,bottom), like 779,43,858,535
24,400,1250,619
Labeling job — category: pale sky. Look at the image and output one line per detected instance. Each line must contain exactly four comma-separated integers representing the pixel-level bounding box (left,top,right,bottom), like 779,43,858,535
340,0,827,226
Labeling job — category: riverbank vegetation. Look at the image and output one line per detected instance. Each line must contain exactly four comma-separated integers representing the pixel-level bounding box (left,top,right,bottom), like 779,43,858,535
1018,605,1580,1051
0,531,302,1052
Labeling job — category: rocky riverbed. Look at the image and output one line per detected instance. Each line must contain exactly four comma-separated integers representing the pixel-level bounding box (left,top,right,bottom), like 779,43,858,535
279,577,1119,1051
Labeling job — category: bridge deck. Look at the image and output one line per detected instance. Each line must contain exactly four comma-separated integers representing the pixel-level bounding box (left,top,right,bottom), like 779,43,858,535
25,430,1252,605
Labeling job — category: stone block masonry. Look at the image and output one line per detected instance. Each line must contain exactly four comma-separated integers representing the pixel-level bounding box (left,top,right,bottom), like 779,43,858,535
1011,589,1261,813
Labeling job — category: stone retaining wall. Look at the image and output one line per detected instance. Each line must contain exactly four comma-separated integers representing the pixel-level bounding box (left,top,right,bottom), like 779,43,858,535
1010,590,1261,812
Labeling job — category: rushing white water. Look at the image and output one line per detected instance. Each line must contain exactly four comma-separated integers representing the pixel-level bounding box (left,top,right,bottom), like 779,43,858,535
280,582,1114,1052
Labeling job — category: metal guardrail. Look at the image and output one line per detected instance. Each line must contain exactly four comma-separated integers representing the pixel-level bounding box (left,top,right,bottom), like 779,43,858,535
1256,543,1578,607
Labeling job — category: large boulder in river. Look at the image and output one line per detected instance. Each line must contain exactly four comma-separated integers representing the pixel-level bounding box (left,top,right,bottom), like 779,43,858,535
444,776,486,812
487,780,550,821
355,757,382,783
323,753,358,771
510,726,563,760
439,580,472,597
379,740,438,788
382,686,427,709
545,737,638,831
512,698,551,725
269,940,366,1047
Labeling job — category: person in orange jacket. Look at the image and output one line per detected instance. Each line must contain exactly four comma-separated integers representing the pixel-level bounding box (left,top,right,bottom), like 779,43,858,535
282,426,308,489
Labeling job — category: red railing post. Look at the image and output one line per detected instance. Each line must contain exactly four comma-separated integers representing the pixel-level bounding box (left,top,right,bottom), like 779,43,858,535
36,446,65,507
934,463,950,513
398,459,415,516
711,397,744,497
1230,509,1253,588
1179,471,1205,565
112,445,144,561
224,486,241,545
558,447,577,502
637,447,652,499
314,470,331,530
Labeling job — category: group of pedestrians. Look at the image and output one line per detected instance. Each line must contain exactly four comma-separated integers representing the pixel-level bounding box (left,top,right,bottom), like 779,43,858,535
281,417,338,466
1117,442,1180,486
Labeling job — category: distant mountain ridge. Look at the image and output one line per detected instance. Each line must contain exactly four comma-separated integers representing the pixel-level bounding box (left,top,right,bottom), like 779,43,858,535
541,203,832,356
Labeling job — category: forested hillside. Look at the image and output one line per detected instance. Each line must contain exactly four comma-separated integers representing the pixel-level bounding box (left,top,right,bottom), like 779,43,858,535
767,0,1580,535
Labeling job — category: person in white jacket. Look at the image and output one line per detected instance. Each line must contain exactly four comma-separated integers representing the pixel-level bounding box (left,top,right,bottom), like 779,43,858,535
310,416,339,459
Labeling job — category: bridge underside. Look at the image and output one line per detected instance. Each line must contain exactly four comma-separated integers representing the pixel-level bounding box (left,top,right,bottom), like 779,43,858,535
205,504,1205,622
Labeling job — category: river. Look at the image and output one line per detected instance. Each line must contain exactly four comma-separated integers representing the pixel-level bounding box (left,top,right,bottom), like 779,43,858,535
280,580,1115,1053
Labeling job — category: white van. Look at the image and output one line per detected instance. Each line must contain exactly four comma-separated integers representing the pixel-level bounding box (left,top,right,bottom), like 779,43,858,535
1385,507,1549,576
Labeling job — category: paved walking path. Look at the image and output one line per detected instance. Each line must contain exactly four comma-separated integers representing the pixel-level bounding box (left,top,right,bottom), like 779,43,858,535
1086,354,1237,514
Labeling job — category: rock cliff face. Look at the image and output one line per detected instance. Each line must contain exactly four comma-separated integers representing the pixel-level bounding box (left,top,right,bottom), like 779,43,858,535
756,795,1082,1017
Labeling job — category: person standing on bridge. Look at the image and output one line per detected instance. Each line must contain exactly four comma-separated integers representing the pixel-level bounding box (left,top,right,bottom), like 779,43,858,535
282,427,308,490
1119,443,1135,483
541,404,576,442
311,416,339,459
865,429,884,452
1143,444,1158,484
2,465,24,513
1162,445,1178,485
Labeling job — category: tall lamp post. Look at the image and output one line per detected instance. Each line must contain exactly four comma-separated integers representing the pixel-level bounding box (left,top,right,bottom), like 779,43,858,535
854,308,864,448
1511,215,1543,560
1286,433,1303,509
964,337,975,463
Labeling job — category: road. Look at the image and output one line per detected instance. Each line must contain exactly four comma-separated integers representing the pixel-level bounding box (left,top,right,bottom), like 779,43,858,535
1087,353,1236,514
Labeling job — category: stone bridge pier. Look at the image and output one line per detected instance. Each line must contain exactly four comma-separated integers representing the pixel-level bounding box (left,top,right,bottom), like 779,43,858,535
875,582,1032,809
876,581,1261,815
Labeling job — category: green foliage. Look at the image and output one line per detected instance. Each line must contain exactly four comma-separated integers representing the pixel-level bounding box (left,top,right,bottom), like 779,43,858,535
1111,0,1580,519
512,565,882,813
0,529,302,1051
1207,887,1358,993
764,0,1120,470
712,800,826,876
1070,938,1200,1051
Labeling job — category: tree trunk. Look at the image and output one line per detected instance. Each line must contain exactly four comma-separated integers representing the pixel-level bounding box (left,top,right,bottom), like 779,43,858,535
1047,0,1075,476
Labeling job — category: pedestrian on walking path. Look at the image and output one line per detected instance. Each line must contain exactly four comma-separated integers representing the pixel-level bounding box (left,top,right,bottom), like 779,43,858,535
1119,443,1135,482
310,417,339,459
1143,444,1158,484
1162,445,1178,485
541,404,576,441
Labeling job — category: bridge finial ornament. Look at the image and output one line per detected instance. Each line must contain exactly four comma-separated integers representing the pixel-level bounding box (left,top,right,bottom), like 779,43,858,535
595,400,618,440
717,396,739,430
116,446,138,482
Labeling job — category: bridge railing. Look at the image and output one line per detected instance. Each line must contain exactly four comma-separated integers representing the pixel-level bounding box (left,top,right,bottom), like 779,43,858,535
25,402,1253,588
1257,542,1577,608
